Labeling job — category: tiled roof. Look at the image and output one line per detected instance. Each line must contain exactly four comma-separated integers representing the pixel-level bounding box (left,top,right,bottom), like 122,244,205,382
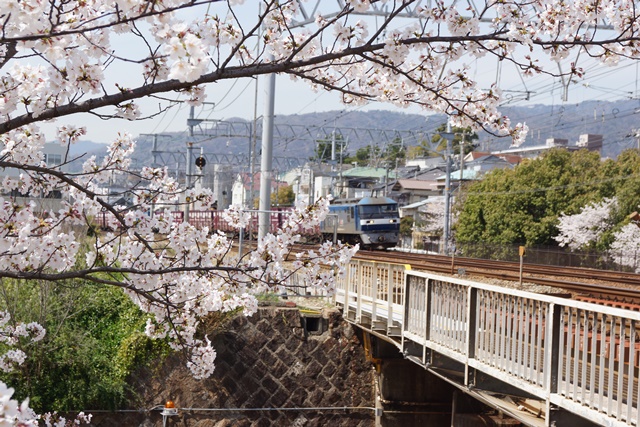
342,167,397,179
467,151,522,164
396,179,440,191
436,169,479,181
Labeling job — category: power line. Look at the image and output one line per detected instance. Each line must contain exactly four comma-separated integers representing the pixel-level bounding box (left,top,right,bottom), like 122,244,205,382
465,173,640,197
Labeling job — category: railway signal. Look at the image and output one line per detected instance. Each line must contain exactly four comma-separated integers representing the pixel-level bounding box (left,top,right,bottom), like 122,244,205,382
195,155,206,169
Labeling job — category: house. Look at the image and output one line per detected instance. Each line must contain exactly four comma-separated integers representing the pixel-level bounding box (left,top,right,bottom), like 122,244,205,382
413,166,447,181
0,142,70,211
399,195,446,221
390,179,440,206
463,154,515,174
432,169,480,195
399,199,431,220
285,163,338,205
463,151,522,167
231,172,288,208
336,167,397,199
492,134,603,159
406,156,445,170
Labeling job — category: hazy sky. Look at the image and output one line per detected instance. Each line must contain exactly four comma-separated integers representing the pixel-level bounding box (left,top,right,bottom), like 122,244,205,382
37,2,640,145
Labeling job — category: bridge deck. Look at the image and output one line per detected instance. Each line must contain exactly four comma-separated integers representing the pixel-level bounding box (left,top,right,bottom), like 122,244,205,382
303,259,640,427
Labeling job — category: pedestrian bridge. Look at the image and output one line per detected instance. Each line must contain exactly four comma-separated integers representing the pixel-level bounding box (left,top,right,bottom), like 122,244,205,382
308,259,640,427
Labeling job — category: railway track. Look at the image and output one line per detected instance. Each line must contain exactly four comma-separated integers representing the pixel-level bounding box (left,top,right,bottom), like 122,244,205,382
354,249,640,305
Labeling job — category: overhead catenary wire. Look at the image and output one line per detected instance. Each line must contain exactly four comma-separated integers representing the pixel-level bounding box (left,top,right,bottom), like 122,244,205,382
464,173,640,197
178,406,376,412
73,404,377,414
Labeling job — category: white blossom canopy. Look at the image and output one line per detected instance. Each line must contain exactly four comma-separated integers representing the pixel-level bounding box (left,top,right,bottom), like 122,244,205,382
1,0,640,379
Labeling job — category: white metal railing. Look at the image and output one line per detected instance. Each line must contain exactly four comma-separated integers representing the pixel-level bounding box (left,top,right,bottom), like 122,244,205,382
334,259,409,336
333,261,640,427
474,290,550,388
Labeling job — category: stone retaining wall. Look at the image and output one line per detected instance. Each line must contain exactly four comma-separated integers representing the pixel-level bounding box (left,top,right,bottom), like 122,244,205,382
92,306,375,427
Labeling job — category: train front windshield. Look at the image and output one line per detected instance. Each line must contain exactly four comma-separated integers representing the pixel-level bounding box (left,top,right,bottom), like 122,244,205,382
358,204,398,219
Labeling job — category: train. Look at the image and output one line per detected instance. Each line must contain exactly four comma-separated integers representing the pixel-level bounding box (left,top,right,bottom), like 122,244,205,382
95,196,400,250
319,196,400,249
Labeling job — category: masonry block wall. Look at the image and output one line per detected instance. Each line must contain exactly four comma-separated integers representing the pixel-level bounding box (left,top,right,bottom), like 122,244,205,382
93,306,375,427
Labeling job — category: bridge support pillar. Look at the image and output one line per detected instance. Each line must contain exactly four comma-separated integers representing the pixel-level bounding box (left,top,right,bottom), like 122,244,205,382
376,357,454,426
370,335,529,427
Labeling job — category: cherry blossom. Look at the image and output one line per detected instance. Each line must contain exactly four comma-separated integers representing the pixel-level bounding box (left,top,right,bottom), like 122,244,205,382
1,2,640,417
554,197,640,271
39,411,92,427
555,198,617,250
417,200,447,235
0,312,46,373
610,223,640,272
0,381,38,427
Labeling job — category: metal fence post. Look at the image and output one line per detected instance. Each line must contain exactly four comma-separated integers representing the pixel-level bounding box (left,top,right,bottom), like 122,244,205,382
343,260,351,319
544,303,562,395
465,287,478,387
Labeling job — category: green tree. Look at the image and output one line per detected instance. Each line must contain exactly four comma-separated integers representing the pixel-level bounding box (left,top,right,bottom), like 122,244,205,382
455,148,607,245
311,133,348,163
406,145,425,160
271,184,295,207
345,144,381,167
382,137,406,167
431,124,479,156
400,216,414,237
0,280,169,412
611,150,640,218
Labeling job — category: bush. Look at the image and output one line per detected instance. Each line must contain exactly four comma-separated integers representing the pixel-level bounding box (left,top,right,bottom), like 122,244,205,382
0,280,169,412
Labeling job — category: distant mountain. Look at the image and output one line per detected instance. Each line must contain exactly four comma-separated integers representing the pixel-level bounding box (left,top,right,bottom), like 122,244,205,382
69,140,107,157
66,99,640,171
497,99,640,158
129,109,440,162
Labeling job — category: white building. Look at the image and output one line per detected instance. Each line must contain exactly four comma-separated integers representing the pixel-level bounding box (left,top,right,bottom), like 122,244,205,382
1,143,70,211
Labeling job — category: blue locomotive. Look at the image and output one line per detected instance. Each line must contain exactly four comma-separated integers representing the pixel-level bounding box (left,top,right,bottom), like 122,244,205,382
96,197,400,249
320,196,400,249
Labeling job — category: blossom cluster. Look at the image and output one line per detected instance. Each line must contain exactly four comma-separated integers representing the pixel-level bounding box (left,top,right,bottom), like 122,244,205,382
1,0,640,412
610,223,640,271
3,1,639,144
125,197,356,379
0,382,37,427
0,311,46,373
555,198,617,250
40,411,92,427
0,380,92,427
0,114,358,384
555,197,640,271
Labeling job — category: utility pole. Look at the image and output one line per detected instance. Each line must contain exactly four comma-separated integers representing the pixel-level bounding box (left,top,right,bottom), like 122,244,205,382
152,134,159,167
249,9,261,211
441,121,455,255
141,133,172,218
185,106,196,223
140,133,172,169
459,135,465,183
331,131,336,162
258,60,276,241
248,80,260,209
339,136,348,199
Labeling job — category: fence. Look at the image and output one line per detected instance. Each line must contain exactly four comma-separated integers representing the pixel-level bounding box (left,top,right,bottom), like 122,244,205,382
423,240,640,272
402,270,640,426
289,259,640,425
